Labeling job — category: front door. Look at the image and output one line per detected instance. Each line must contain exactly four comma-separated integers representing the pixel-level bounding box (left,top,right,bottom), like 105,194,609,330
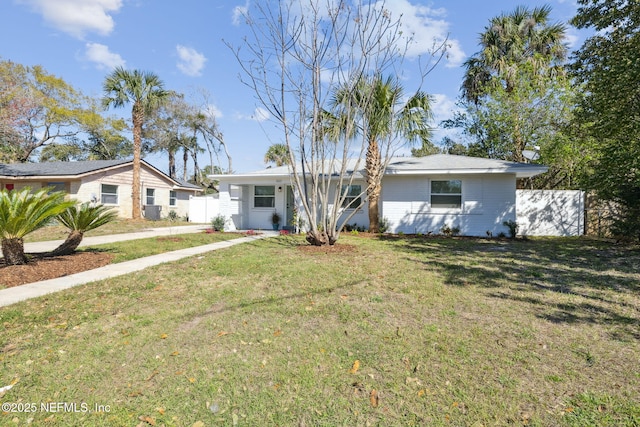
285,186,295,230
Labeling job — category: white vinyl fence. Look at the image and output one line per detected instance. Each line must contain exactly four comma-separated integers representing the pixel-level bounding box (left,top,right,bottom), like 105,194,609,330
516,190,585,236
188,195,220,224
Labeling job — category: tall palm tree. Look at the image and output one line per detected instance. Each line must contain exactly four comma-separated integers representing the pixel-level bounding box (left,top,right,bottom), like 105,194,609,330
0,188,74,265
462,5,567,104
102,67,169,219
264,143,290,167
329,75,432,232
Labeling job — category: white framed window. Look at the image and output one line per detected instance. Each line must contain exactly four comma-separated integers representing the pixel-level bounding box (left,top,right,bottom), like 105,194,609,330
169,190,177,206
341,184,362,209
101,184,118,204
146,188,156,205
431,180,462,209
254,185,275,208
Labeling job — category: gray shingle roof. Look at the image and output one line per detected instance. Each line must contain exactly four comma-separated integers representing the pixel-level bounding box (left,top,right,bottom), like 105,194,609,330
212,154,548,180
0,159,203,191
0,159,131,177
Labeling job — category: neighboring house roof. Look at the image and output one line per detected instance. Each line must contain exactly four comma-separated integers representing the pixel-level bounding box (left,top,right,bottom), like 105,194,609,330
211,154,548,181
0,159,202,191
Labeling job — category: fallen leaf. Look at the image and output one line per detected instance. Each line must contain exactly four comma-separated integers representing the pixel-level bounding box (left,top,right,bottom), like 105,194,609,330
217,331,230,337
138,415,156,426
192,422,205,427
160,333,168,339
370,389,379,407
156,407,165,415
129,390,143,397
417,389,425,397
273,329,282,337
349,360,360,374
188,377,196,383
146,370,159,381
170,351,180,356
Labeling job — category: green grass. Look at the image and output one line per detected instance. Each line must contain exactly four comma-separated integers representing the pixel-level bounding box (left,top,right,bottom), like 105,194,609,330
1,235,638,426
25,219,204,243
81,232,241,263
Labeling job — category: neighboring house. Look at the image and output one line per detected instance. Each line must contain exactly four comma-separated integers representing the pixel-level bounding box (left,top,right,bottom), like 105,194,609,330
0,159,202,220
212,154,548,236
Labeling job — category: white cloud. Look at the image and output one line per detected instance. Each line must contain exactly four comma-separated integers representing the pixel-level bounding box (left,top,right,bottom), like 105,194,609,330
235,107,270,122
176,45,207,77
375,0,466,68
232,1,249,26
204,104,223,119
252,107,270,122
21,0,122,39
84,42,125,70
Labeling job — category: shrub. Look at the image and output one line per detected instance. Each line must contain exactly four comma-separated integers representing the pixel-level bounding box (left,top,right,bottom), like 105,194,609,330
503,220,519,239
378,217,389,233
211,215,226,232
440,224,460,236
166,210,179,221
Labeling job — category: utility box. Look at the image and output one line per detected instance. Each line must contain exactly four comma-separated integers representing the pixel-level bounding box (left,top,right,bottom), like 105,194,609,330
143,205,162,221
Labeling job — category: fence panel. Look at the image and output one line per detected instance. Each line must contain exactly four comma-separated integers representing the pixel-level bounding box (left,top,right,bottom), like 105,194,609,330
188,196,220,224
516,190,585,236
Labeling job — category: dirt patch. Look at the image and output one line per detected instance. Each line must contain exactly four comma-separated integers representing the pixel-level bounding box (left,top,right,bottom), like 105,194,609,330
296,243,358,255
0,251,114,289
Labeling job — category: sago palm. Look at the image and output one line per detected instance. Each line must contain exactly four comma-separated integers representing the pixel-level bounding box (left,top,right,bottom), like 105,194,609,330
0,188,74,265
102,67,169,219
50,203,118,256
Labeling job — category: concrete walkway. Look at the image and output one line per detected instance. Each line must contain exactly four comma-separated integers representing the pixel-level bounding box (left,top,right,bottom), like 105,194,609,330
1,227,277,308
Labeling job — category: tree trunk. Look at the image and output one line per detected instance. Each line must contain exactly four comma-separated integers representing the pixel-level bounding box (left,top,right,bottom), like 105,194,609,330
2,238,27,265
49,231,84,256
366,138,382,233
168,150,176,179
132,103,144,220
305,230,336,246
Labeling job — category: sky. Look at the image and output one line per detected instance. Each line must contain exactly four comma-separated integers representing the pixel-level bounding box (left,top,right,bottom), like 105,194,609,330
0,0,591,174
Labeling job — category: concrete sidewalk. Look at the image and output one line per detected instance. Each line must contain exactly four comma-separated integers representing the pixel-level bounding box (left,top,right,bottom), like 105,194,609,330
24,224,209,253
1,229,277,308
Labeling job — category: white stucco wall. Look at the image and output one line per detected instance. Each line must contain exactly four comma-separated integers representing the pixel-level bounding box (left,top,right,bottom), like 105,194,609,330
381,174,516,236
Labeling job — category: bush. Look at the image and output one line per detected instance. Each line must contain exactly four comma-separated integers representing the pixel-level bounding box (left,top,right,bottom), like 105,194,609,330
166,210,179,221
378,217,389,233
211,215,226,232
503,220,519,239
440,224,460,236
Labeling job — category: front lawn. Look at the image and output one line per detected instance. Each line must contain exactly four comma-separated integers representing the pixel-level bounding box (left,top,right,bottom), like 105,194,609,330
1,236,638,426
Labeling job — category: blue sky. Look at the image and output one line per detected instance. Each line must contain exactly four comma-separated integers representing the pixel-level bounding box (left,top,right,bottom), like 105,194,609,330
1,0,590,173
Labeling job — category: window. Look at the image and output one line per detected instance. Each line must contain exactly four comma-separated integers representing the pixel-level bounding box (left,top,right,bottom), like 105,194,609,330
169,190,177,206
431,180,462,209
254,185,275,208
146,188,156,205
341,185,362,209
101,184,118,204
46,182,66,193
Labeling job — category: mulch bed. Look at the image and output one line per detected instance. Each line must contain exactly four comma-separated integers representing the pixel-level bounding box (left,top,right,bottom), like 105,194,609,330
0,251,114,289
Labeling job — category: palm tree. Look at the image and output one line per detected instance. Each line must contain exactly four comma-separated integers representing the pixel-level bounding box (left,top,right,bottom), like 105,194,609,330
0,188,74,265
264,143,290,167
102,67,169,219
329,75,432,232
50,203,118,256
462,5,567,103
461,6,566,163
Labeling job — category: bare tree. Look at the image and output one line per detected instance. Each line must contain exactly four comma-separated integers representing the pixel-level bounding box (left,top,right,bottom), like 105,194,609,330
229,0,445,245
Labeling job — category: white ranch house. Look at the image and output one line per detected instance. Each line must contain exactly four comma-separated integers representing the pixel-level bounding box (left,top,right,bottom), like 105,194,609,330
0,159,202,220
210,154,553,236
